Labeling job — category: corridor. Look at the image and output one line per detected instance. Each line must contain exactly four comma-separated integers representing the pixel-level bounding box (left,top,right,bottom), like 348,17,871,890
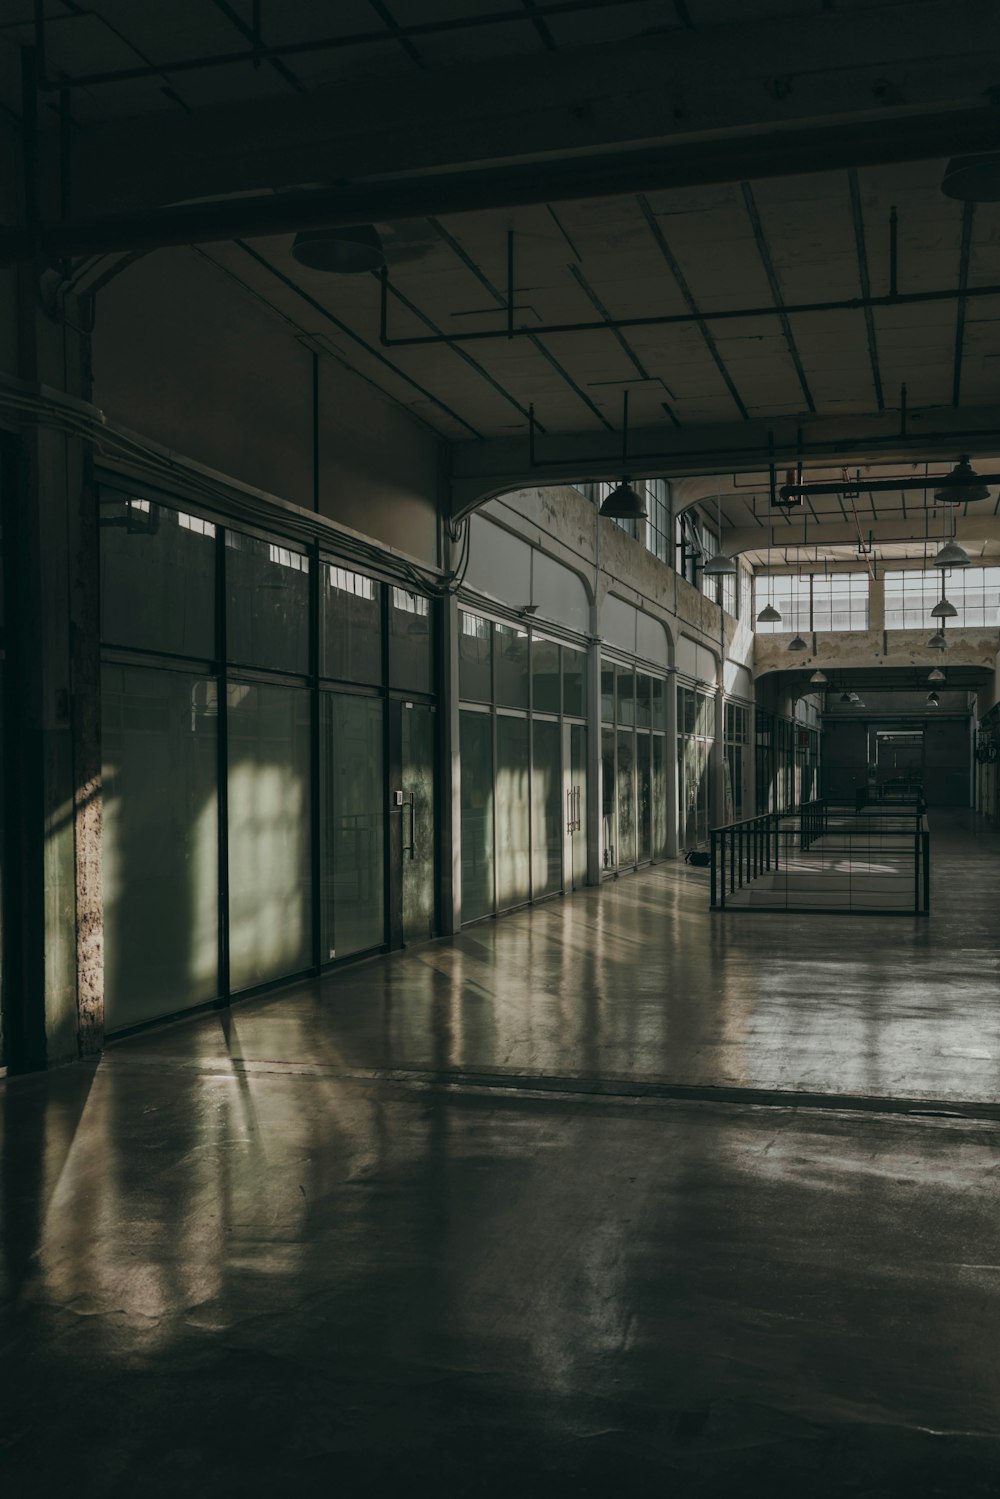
2,811,1000,1496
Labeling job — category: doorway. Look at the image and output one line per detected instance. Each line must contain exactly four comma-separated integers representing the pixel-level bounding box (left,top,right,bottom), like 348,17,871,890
388,698,437,947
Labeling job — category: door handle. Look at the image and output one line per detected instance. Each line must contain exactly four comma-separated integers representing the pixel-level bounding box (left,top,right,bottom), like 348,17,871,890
402,792,416,859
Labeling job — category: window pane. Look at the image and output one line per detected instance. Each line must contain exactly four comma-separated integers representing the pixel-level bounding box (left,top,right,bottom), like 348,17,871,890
531,635,560,714
227,681,312,990
389,587,433,693
636,673,652,729
321,565,382,684
601,660,615,722
496,715,530,908
563,647,587,718
651,676,666,731
601,727,616,868
320,693,384,960
102,664,218,1027
652,735,667,857
101,492,216,657
458,610,492,702
617,728,635,865
616,666,635,726
460,712,494,921
495,623,529,709
226,531,309,673
531,719,562,898
637,733,652,860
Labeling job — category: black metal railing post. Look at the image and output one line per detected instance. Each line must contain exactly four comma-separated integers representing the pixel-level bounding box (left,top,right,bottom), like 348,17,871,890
710,829,718,909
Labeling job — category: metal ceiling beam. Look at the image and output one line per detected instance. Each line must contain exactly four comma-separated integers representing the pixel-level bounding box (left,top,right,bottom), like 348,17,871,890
448,403,1000,519
35,1,1000,223
724,514,1000,556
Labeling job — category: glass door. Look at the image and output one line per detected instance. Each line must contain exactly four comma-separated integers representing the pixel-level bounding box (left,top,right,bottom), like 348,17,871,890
389,698,437,947
569,723,588,889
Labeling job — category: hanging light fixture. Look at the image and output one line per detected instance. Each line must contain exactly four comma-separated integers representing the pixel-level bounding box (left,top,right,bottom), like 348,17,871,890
810,670,828,684
599,481,647,520
839,691,853,703
291,224,386,273
933,456,991,505
787,634,808,652
942,153,1000,202
848,691,860,703
702,480,737,575
598,390,647,520
930,597,958,619
933,537,971,568
927,629,948,649
927,691,940,707
927,667,946,683
756,512,781,624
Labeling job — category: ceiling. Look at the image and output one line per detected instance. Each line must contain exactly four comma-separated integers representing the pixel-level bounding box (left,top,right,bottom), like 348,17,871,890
2,0,999,562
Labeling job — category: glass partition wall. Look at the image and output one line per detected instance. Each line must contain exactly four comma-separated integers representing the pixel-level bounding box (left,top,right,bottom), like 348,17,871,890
99,482,437,1031
677,684,715,849
459,610,589,920
601,658,669,874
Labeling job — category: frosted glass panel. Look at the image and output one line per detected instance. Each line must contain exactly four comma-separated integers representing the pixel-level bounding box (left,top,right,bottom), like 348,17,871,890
460,712,494,921
101,492,215,657
321,565,382,684
226,531,309,673
496,716,530,908
321,693,384,960
228,681,311,989
531,719,562,898
102,664,218,1027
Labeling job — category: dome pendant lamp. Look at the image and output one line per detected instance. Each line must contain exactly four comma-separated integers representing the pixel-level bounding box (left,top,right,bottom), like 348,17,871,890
598,391,647,521
756,511,781,625
702,480,737,576
933,455,990,506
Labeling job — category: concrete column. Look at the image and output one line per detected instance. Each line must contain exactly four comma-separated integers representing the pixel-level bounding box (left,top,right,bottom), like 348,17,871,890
441,591,462,934
664,671,679,858
713,684,726,828
869,571,886,634
2,276,102,1070
586,628,603,885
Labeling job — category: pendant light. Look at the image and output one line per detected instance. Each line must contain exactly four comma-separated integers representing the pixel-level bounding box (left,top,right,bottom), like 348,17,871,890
932,456,991,504
291,224,386,273
598,391,647,520
787,635,808,652
701,480,737,576
930,569,958,620
933,537,971,568
942,153,1000,202
810,671,828,684
756,513,781,624
839,691,853,703
927,629,948,650
926,691,940,707
927,667,946,683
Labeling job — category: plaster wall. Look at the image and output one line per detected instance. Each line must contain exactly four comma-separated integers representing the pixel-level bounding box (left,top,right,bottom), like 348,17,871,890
90,249,443,565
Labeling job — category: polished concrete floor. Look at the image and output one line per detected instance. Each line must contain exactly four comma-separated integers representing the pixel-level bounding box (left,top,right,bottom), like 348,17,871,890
3,809,1000,1495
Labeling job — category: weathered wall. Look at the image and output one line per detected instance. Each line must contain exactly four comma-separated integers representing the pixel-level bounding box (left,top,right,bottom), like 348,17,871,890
91,249,443,565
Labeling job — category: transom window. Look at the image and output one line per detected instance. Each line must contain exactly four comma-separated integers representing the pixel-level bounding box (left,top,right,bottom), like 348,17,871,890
884,567,1000,629
755,572,869,633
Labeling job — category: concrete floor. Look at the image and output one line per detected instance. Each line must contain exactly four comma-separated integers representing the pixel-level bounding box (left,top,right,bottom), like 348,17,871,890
3,809,1000,1495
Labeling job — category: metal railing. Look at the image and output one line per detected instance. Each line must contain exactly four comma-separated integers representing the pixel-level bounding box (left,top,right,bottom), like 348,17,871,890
710,798,930,914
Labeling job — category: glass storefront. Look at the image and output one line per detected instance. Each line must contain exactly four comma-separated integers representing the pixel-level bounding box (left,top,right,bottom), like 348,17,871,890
458,611,588,920
677,684,715,849
602,659,669,871
99,481,437,1028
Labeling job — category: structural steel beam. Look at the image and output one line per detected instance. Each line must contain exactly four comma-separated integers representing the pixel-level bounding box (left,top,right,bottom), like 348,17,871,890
15,1,1000,250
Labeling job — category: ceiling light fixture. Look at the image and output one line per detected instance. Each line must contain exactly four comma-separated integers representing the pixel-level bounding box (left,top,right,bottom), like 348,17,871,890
839,691,853,703
756,509,781,625
599,481,647,520
927,690,940,707
787,634,808,652
598,390,648,521
927,629,948,650
933,538,971,569
810,670,828,684
927,667,946,683
702,480,738,576
941,152,1000,202
932,456,991,505
291,224,386,273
